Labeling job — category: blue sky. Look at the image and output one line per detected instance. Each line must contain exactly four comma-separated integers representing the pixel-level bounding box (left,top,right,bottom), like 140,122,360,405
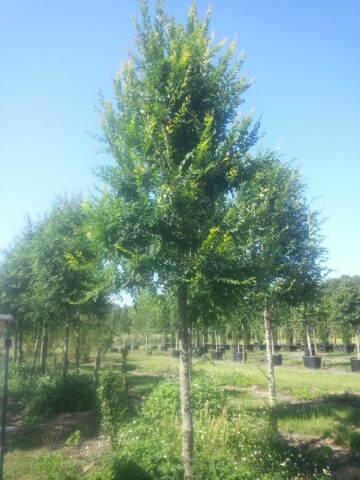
1,0,359,278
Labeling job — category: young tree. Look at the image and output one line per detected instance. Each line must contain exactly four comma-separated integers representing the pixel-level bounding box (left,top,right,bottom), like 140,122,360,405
229,152,326,430
32,194,112,378
94,2,260,476
0,218,40,364
334,276,360,359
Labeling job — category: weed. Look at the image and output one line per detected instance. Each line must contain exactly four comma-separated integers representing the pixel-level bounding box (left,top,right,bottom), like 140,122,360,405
65,429,81,447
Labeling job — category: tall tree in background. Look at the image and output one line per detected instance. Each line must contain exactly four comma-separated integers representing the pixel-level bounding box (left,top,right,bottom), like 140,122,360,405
94,2,260,477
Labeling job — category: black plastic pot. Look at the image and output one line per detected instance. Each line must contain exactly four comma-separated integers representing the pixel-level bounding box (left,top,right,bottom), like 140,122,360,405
233,352,247,362
160,345,168,351
210,350,223,361
272,354,282,366
336,345,355,354
318,345,333,353
303,356,321,369
350,358,360,372
282,345,297,352
172,349,180,358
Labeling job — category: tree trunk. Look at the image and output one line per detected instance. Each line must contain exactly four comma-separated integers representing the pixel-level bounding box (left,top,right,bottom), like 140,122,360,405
30,324,42,377
75,315,81,371
271,330,275,355
18,323,24,365
13,331,18,364
40,327,49,374
355,327,360,360
264,306,277,432
62,318,70,381
306,324,313,356
94,347,101,383
313,327,318,356
178,284,193,480
242,326,246,365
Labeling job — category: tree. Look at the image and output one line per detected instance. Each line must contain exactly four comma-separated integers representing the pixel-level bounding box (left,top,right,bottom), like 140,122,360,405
94,2,260,477
334,276,360,358
229,152,326,430
32,194,112,378
0,218,40,365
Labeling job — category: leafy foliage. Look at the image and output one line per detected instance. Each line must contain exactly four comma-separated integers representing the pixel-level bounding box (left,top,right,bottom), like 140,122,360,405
142,376,228,420
10,369,97,417
97,369,128,443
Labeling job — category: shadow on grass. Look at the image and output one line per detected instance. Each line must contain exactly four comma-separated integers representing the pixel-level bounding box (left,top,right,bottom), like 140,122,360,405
275,391,360,450
6,409,101,452
127,372,165,398
111,459,155,480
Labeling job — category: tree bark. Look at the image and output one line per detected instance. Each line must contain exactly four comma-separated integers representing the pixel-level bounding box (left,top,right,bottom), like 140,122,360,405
94,347,101,383
355,327,360,360
40,326,48,374
313,327,318,356
17,323,24,365
306,324,313,356
13,331,18,364
62,318,70,381
271,330,275,355
30,324,42,377
178,284,194,480
75,315,81,371
264,305,277,432
242,326,246,365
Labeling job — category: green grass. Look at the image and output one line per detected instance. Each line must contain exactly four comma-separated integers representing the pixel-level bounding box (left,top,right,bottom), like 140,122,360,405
3,347,360,479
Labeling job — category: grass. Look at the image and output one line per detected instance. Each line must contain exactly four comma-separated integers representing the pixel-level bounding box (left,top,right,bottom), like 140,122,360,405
3,346,360,478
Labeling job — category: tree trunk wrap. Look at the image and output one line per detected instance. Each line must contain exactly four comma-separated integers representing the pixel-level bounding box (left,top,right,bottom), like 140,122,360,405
178,285,194,480
264,306,277,432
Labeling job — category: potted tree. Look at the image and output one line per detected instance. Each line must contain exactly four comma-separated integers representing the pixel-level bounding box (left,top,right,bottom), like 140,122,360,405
298,302,322,370
334,276,360,372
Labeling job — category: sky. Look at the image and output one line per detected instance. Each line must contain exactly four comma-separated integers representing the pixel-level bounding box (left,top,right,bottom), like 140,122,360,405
1,0,359,279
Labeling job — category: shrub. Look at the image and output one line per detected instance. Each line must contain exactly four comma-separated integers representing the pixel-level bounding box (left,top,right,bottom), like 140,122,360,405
97,369,127,443
20,371,97,417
